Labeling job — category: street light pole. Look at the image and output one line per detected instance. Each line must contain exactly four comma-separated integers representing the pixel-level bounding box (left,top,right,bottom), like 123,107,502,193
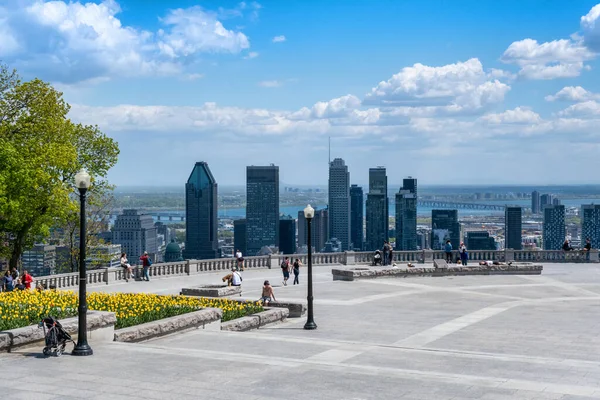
72,169,93,356
304,204,317,330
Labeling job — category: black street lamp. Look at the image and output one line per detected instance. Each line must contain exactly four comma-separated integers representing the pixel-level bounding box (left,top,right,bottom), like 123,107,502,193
72,168,93,356
303,204,317,330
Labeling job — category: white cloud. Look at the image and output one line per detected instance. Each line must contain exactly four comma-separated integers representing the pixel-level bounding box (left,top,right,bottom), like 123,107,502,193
0,0,251,83
244,51,259,59
184,73,205,81
501,38,595,79
258,80,282,87
363,58,510,115
545,86,600,102
557,100,600,117
480,107,542,124
581,4,600,51
272,35,286,43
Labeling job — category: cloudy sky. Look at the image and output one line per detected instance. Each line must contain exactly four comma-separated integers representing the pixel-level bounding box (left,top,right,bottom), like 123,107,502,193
2,0,600,187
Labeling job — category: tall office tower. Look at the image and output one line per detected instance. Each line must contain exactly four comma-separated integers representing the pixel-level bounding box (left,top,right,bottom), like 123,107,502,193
582,204,600,249
366,167,388,251
466,232,497,250
552,198,561,206
246,165,280,256
112,209,158,262
328,158,350,250
350,185,364,251
505,206,523,250
543,205,565,250
21,244,56,276
279,216,296,254
298,208,329,252
531,191,541,214
184,162,218,260
540,194,554,208
431,209,461,250
233,219,247,256
395,177,418,250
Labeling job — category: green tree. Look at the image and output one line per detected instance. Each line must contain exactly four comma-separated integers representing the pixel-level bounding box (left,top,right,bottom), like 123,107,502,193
0,64,119,270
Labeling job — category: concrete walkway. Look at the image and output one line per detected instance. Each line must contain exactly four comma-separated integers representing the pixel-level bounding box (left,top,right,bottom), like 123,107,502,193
4,263,600,399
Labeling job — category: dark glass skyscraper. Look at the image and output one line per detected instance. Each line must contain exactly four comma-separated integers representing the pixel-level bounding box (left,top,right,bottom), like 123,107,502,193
582,204,600,249
246,165,279,256
366,167,388,251
541,194,554,209
233,219,247,257
184,162,218,260
350,185,364,251
543,205,565,250
395,177,417,250
298,208,329,252
279,216,296,254
505,207,522,250
328,158,350,250
431,209,460,250
466,231,496,250
531,191,540,214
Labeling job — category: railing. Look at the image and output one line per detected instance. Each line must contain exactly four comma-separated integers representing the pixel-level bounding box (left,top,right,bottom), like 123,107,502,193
30,249,599,289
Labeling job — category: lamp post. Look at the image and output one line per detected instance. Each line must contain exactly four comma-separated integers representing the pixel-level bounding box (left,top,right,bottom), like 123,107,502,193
72,168,93,356
303,204,317,330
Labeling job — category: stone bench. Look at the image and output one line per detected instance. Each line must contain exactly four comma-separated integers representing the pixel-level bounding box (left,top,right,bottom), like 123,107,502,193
180,285,242,297
235,298,306,318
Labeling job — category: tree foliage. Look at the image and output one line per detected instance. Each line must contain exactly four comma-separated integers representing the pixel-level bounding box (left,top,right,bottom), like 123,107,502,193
0,64,119,270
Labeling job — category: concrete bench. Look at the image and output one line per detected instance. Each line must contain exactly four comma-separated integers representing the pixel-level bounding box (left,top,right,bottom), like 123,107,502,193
236,298,306,318
433,259,448,269
181,285,242,297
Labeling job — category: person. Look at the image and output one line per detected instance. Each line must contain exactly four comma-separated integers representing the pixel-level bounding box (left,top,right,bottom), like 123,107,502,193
383,242,390,266
292,258,302,285
281,256,290,286
35,282,45,292
139,251,152,281
231,267,242,287
373,250,382,266
584,238,592,262
235,249,244,270
2,270,14,292
260,280,276,304
562,239,572,252
120,252,134,282
459,243,468,266
9,266,18,282
388,243,394,266
444,240,453,263
20,270,33,290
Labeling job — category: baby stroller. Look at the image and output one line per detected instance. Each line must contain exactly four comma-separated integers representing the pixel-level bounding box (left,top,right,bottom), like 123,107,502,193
372,250,382,266
39,316,73,357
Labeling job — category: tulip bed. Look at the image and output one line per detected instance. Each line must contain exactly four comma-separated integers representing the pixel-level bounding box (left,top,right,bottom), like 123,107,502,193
0,290,263,330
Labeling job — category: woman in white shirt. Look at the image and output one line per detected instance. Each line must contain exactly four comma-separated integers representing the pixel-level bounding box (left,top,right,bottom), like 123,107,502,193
120,252,134,282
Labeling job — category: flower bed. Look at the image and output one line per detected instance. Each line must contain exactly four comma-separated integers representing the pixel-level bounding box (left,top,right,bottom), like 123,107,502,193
0,291,263,330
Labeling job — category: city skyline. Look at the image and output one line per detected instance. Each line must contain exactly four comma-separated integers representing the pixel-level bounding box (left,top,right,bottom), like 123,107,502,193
1,1,600,186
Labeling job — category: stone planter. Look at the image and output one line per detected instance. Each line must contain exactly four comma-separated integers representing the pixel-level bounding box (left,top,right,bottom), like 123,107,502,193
181,285,242,297
221,308,289,331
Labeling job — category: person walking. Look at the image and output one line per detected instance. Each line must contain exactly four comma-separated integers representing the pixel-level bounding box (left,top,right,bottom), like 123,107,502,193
281,257,291,286
120,252,134,282
139,251,152,281
260,280,276,304
584,238,592,262
444,240,453,263
292,258,302,285
388,243,394,266
383,242,390,266
459,243,468,266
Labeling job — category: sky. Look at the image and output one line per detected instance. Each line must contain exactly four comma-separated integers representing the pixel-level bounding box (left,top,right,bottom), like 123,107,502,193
2,0,600,187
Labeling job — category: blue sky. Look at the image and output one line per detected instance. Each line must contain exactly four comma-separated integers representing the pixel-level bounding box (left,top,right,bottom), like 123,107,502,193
1,0,600,187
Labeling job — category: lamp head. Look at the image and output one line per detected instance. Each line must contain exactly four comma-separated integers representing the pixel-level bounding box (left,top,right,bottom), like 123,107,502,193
75,168,91,190
304,204,315,219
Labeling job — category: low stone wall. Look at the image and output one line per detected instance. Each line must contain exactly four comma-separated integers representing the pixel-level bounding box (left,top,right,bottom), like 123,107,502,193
0,311,116,352
332,263,543,281
180,285,242,298
114,308,222,343
230,298,306,318
221,308,289,331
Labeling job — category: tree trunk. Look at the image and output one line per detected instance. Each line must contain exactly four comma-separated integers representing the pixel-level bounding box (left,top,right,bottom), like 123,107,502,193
9,230,25,270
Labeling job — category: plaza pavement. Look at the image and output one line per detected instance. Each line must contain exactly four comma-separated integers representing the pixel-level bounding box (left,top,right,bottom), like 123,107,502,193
4,263,600,399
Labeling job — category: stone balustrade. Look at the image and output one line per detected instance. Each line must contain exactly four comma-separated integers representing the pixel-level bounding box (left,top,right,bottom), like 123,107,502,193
31,249,599,289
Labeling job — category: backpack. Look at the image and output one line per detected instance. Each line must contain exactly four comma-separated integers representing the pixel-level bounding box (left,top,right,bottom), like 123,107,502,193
281,260,287,269
147,257,153,266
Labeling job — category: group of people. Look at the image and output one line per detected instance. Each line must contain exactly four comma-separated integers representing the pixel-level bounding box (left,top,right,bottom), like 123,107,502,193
444,240,469,265
119,251,153,282
1,267,34,292
280,256,302,286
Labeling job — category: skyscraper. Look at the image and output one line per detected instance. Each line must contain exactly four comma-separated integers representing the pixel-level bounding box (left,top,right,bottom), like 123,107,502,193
582,204,600,249
328,158,350,250
366,167,388,251
184,162,218,260
112,209,158,262
505,206,522,250
431,209,460,250
298,208,328,252
395,177,417,250
279,216,296,254
466,231,497,250
246,165,279,255
350,185,364,251
233,219,247,257
543,205,565,250
531,191,540,214
540,194,554,208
